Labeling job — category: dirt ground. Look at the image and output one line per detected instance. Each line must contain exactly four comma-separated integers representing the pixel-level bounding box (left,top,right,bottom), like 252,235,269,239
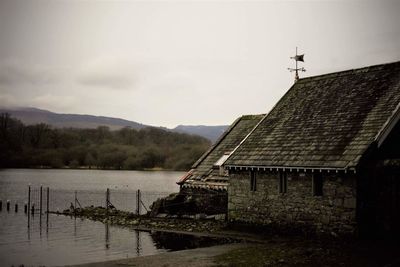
62,243,246,267
61,237,400,267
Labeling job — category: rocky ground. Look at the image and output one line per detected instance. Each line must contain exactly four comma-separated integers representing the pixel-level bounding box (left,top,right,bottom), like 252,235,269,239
54,206,227,233
56,207,400,267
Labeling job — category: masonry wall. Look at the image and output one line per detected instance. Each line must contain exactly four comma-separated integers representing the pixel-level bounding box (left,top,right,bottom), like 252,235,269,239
228,170,357,235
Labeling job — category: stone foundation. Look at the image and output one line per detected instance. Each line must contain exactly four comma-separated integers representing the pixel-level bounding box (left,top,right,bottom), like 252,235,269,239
150,188,227,216
228,170,357,235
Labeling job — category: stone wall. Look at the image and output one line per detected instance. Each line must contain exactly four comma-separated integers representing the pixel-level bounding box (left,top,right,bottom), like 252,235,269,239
149,188,227,216
228,170,357,235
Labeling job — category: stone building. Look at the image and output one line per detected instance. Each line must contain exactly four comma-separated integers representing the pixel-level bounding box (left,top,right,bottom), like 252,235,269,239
224,61,400,236
175,114,264,214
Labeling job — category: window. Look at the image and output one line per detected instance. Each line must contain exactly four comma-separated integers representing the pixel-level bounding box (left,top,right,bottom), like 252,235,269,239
313,173,323,196
279,172,287,194
250,170,257,191
213,153,230,176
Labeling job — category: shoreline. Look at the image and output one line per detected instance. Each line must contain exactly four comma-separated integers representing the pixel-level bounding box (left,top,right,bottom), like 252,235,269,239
61,243,247,267
55,208,400,267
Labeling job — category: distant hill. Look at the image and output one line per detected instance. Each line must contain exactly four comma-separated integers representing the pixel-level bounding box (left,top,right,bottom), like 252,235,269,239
173,125,228,143
0,107,147,130
0,107,228,142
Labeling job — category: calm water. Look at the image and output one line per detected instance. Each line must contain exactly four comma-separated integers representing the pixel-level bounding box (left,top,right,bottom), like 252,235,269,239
0,169,185,266
0,168,182,213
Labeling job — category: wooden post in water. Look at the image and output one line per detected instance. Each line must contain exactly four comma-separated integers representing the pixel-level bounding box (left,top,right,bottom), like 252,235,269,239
106,188,110,215
74,191,77,215
40,186,43,215
24,203,28,213
15,203,18,212
136,189,141,215
46,187,50,227
28,185,31,227
46,187,49,214
7,200,10,211
0,200,2,211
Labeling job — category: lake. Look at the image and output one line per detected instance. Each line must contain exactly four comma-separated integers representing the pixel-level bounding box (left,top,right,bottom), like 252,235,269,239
0,169,186,266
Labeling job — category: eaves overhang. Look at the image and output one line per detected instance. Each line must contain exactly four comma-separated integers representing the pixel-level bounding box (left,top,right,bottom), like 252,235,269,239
224,165,357,174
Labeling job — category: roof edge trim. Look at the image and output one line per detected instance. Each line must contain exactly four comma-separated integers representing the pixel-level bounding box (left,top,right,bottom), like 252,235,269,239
375,101,400,148
225,165,356,173
297,60,400,83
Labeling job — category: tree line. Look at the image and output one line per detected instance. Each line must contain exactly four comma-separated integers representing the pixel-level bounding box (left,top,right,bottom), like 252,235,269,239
0,113,211,170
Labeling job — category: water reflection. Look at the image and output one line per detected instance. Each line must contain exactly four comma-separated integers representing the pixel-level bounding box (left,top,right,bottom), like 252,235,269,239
0,169,235,266
150,231,235,251
136,230,142,256
26,202,49,239
1,209,236,267
105,222,110,249
102,222,144,256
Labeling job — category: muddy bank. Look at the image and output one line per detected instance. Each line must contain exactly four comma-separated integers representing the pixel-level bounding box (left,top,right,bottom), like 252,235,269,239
55,207,400,267
61,237,400,267
62,243,246,267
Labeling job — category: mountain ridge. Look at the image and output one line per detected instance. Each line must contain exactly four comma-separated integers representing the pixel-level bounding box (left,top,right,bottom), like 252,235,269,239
0,107,228,142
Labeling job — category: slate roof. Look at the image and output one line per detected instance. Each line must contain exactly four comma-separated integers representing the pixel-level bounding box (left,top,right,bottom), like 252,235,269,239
178,114,264,190
225,61,400,170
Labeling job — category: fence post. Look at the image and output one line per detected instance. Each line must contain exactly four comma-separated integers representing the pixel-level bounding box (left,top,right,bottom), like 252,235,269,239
46,187,50,226
40,186,43,215
46,187,49,214
106,188,110,214
74,191,77,215
136,189,141,215
28,185,31,227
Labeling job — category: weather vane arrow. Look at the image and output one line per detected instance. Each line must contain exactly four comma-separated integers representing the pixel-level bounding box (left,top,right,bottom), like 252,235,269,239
288,47,306,82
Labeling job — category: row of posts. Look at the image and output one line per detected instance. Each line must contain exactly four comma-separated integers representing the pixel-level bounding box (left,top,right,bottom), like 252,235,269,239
0,186,50,229
104,188,142,215
1,187,143,216
0,199,19,212
26,186,50,215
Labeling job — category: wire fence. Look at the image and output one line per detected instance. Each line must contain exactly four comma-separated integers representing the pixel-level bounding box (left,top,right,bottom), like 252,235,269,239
1,186,227,217
46,188,172,214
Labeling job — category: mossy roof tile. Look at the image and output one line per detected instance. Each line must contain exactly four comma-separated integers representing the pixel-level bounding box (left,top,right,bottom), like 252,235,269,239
226,61,400,169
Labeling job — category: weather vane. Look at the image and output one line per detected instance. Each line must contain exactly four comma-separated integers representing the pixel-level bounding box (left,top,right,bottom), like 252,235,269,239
288,47,306,82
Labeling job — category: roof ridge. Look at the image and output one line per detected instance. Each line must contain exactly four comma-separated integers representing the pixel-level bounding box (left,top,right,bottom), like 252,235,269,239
298,60,400,82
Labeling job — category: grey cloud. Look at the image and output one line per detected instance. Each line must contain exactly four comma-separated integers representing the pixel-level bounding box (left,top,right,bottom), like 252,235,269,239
76,59,135,90
0,61,60,85
77,73,133,89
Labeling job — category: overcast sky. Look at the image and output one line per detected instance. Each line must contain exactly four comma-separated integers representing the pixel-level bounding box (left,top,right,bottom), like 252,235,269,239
0,0,399,128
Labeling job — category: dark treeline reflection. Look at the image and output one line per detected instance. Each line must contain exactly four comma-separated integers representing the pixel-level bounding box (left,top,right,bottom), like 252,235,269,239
0,113,210,170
